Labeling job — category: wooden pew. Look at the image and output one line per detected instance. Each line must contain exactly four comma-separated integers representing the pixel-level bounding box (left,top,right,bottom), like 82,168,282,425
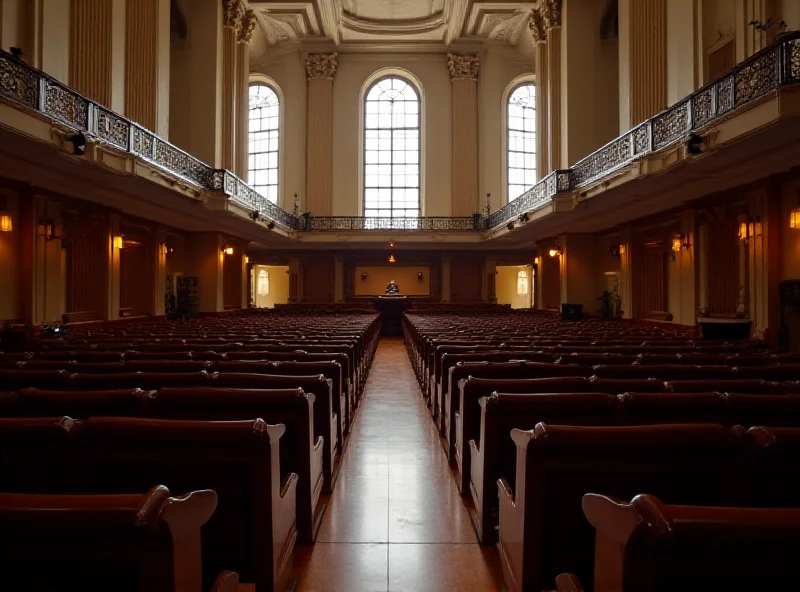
78,417,297,591
497,423,742,591
0,485,238,592
579,493,800,591
210,372,337,493
470,394,618,544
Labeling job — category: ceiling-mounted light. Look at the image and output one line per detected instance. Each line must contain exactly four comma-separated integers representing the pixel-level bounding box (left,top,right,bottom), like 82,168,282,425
267,221,276,230
0,211,12,232
507,221,515,231
250,210,260,221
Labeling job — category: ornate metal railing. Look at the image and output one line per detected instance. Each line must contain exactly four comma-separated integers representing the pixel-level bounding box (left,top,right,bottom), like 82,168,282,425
486,31,800,230
300,215,480,232
1,31,798,236
487,170,571,229
0,49,297,229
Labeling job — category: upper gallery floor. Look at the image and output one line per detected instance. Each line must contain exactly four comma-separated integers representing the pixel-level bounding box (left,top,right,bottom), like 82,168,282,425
0,0,799,251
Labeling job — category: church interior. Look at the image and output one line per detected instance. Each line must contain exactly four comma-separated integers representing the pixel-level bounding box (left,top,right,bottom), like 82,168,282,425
2,0,800,590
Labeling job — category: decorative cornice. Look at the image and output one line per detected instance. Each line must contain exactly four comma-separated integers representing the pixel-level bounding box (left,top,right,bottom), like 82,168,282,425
238,9,256,43
222,0,243,28
541,0,562,30
529,9,546,43
305,52,338,80
447,53,480,81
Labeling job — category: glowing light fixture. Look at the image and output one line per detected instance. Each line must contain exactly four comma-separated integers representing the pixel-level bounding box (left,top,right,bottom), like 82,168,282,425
388,254,396,263
113,235,123,249
222,246,234,255
548,246,561,258
245,255,250,264
619,244,626,255
672,237,682,253
791,209,800,229
0,212,13,232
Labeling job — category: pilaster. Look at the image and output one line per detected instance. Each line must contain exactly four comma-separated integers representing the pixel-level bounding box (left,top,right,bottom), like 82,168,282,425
541,0,562,170
530,12,549,175
19,191,63,325
619,228,634,319
154,229,167,317
334,255,344,302
125,0,171,136
441,256,452,303
558,233,597,311
221,0,243,171
448,53,479,216
70,0,125,110
236,9,256,180
107,212,121,321
619,0,667,131
305,53,337,216
189,232,225,313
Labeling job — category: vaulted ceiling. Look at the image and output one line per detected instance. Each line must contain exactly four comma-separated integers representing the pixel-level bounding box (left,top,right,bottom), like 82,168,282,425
247,0,538,49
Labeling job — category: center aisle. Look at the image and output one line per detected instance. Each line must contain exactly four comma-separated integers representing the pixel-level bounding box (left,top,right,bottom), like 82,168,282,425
293,337,503,591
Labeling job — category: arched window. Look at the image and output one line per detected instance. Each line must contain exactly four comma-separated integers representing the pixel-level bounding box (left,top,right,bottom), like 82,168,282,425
248,84,280,203
516,269,529,295
364,77,420,221
257,269,269,295
507,84,536,202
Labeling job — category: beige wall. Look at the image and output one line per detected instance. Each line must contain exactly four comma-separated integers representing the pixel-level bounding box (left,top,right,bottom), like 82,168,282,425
496,265,531,309
250,50,306,212
253,264,289,308
562,0,620,163
478,47,535,212
331,54,451,217
354,265,430,296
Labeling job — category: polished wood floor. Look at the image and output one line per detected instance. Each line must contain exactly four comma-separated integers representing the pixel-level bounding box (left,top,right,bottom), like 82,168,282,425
293,337,504,591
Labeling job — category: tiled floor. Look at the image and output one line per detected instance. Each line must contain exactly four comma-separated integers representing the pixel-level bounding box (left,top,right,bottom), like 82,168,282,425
293,338,504,592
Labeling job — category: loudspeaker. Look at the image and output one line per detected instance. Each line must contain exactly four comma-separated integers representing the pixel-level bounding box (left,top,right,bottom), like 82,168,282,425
561,303,583,321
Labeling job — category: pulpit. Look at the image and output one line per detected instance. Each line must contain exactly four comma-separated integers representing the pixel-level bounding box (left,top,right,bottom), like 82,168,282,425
375,281,410,336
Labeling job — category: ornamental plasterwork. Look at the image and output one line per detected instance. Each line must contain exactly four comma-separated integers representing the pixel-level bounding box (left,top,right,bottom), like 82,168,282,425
222,0,244,28
529,9,546,43
238,9,257,43
540,0,562,29
447,53,479,81
305,53,338,80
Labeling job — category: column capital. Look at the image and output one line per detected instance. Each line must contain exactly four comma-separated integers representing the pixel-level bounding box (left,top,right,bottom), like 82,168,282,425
529,10,546,43
305,52,338,81
447,53,480,81
540,0,562,29
222,0,244,28
238,9,256,43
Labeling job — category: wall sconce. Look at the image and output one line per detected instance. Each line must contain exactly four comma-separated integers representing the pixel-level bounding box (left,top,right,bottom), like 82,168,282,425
389,241,395,248
388,254,396,263
245,255,250,264
533,256,540,266
417,272,424,281
738,217,760,243
361,272,367,281
672,233,689,253
221,245,234,255
112,235,123,250
38,220,61,240
609,245,621,258
790,209,800,230
619,244,626,255
0,211,13,232
548,246,561,258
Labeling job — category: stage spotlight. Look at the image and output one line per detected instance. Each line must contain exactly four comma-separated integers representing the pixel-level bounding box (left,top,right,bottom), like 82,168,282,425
250,210,260,221
267,221,276,230
506,221,515,231
686,132,704,155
